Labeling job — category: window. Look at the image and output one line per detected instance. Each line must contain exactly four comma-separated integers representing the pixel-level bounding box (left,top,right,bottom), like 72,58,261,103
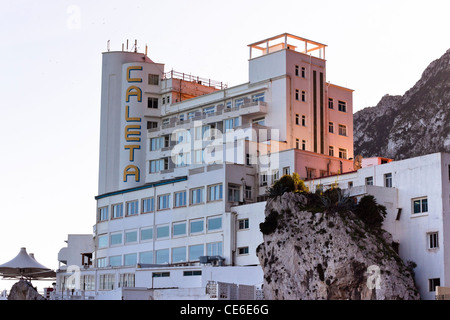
184,270,202,276
98,207,108,221
174,191,187,208
124,253,137,266
295,114,299,125
97,257,107,268
252,92,265,102
295,65,299,76
139,251,153,264
238,218,249,230
302,115,306,126
150,137,164,151
172,247,187,263
208,184,223,202
148,97,159,109
338,100,347,112
301,67,306,78
329,146,334,157
338,148,347,160
98,235,108,248
109,256,121,267
296,138,300,149
162,97,165,105
207,216,222,231
191,188,204,205
156,249,169,264
188,111,196,120
152,272,170,278
301,91,306,102
272,169,280,182
173,222,187,237
111,203,123,219
245,185,252,199
142,198,154,213
252,117,265,126
384,173,393,188
429,278,440,292
302,140,306,151
140,228,153,241
110,233,122,246
158,194,171,210
295,89,299,101
156,225,170,239
207,242,223,256
125,230,138,243
428,232,439,249
148,121,159,130
260,172,268,186
235,98,244,108
194,149,204,164
238,247,249,255
328,98,334,109
413,197,428,214
150,158,168,173
127,200,139,216
338,124,347,136
224,117,240,131
283,167,290,175
148,74,159,85
190,219,204,234
365,176,374,186
329,122,334,133
99,274,115,290
119,273,135,288
226,101,232,109
228,184,240,202
203,106,216,115
189,244,204,261
81,275,95,291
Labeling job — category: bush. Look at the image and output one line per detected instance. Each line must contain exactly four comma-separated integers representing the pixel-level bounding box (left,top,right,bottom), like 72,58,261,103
259,210,279,235
266,173,308,198
354,195,387,230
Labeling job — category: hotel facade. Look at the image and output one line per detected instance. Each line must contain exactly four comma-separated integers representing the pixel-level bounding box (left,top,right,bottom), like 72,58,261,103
55,33,356,299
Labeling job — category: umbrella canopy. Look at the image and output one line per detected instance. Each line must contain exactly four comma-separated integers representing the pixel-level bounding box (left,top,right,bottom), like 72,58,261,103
0,247,55,280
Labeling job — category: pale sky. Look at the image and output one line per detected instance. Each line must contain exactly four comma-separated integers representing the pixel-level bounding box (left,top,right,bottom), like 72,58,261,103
1,0,449,292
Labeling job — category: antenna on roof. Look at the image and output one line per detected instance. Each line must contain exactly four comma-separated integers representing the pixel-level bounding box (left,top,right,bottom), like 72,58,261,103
107,40,110,52
134,39,138,53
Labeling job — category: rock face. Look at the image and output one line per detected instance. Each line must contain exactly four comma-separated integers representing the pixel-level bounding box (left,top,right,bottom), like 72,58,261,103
256,192,420,300
354,48,450,159
7,279,46,300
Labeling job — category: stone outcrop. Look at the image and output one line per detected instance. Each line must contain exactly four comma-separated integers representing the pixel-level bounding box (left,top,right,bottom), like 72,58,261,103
7,279,46,300
256,192,420,300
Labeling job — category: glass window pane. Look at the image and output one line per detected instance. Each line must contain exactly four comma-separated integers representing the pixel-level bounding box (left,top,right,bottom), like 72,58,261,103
156,249,169,264
189,244,204,261
109,256,121,266
157,226,170,239
125,231,137,243
422,199,428,212
141,228,153,241
173,223,186,236
98,235,108,248
139,251,153,264
190,220,204,234
172,247,187,263
208,217,222,231
413,200,421,213
110,233,122,245
124,253,137,266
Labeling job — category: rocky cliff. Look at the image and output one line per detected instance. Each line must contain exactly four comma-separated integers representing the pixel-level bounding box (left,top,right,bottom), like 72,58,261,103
7,279,46,300
354,49,450,159
256,192,419,300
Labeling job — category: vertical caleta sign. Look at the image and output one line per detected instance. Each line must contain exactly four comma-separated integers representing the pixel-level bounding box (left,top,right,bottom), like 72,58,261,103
120,63,145,189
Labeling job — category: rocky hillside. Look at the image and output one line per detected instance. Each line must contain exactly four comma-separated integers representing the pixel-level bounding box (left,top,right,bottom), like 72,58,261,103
7,279,46,300
256,192,419,300
354,49,450,159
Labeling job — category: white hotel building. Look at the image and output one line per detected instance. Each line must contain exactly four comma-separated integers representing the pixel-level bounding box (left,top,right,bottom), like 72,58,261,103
55,33,359,300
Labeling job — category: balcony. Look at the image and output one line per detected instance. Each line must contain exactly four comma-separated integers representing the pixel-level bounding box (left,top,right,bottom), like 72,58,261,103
240,100,268,116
